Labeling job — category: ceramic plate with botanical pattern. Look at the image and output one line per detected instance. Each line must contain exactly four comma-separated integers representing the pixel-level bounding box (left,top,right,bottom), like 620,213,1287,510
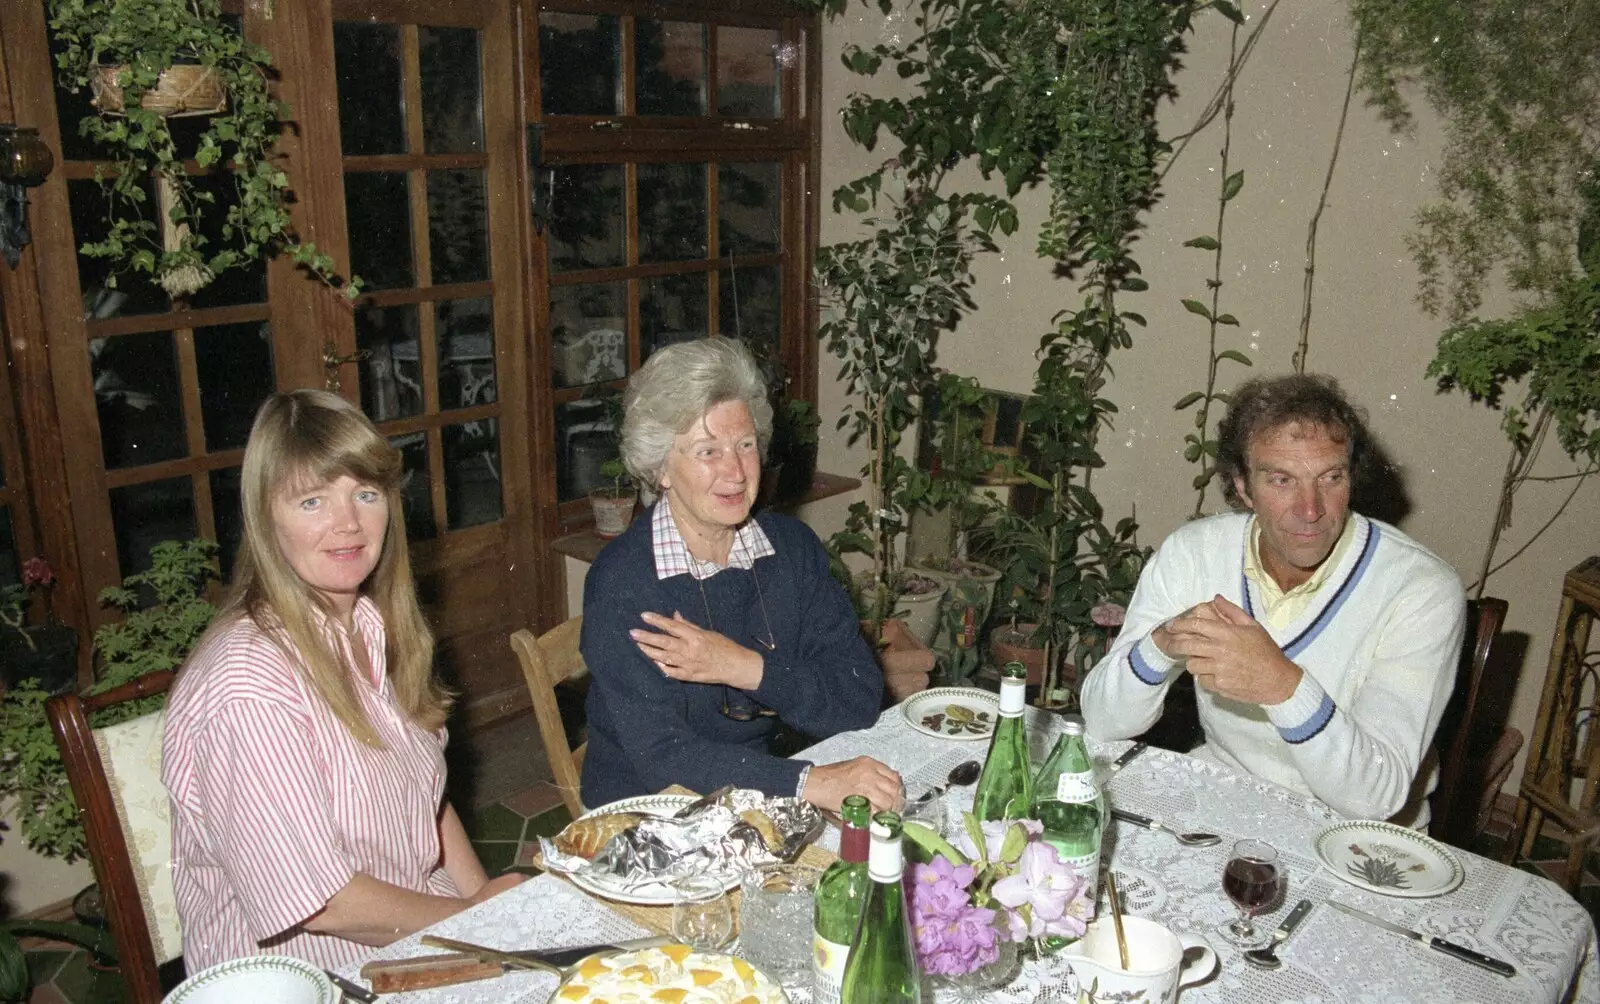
566,794,743,906
163,954,334,1004
902,687,1001,741
1314,820,1464,898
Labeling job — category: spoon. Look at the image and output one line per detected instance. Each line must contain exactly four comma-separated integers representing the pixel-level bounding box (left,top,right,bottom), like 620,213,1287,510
1243,899,1314,970
1109,808,1222,847
916,760,982,803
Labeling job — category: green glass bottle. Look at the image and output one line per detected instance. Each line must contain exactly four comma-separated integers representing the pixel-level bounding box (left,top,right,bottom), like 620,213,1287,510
812,794,873,1004
972,661,1033,821
1030,715,1104,951
840,812,921,1004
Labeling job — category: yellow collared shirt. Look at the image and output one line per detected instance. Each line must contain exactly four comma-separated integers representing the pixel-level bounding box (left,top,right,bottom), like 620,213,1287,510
1243,515,1357,630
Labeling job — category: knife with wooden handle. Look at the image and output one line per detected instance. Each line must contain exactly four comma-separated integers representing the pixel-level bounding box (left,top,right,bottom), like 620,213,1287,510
359,953,506,993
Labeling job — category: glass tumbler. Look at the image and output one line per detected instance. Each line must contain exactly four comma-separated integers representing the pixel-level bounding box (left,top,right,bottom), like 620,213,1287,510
671,873,734,950
737,864,821,986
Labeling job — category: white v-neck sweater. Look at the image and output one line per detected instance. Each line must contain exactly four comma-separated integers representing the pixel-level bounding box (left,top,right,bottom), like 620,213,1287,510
1080,512,1466,827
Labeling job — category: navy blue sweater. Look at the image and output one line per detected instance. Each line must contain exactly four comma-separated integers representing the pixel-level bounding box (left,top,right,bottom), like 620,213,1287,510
578,506,884,806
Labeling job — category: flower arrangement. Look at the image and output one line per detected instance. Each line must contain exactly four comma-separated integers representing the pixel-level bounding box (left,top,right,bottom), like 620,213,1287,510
1,557,58,651
907,815,1093,978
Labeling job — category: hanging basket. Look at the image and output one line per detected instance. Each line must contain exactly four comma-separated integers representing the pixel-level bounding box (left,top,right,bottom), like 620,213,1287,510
90,64,226,118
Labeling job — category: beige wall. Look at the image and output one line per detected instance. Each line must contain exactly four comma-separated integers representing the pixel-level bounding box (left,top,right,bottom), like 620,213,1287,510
0,805,92,917
812,2,1599,790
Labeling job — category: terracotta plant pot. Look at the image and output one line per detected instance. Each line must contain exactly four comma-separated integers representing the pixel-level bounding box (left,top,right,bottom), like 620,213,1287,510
588,488,637,538
915,558,1002,651
989,622,1046,687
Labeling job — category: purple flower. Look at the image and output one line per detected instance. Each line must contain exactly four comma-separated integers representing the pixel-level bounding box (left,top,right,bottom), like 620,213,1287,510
907,857,1001,975
953,817,1042,864
990,841,1092,941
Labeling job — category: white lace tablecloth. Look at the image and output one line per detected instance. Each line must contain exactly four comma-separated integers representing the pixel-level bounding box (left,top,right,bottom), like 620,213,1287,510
340,706,1599,1003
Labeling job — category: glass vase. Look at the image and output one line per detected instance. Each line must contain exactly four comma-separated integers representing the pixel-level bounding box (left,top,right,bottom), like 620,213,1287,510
931,937,1021,993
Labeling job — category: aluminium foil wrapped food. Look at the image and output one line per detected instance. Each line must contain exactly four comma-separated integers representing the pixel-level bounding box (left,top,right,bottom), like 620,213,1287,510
538,787,824,891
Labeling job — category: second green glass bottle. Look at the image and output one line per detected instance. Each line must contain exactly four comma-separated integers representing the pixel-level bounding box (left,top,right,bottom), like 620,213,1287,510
972,660,1033,821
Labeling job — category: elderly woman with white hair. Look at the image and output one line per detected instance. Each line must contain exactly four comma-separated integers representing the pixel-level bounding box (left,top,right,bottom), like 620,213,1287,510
579,336,901,813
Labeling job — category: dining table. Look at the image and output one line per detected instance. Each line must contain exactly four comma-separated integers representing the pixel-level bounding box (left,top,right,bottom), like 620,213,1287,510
337,704,1600,1003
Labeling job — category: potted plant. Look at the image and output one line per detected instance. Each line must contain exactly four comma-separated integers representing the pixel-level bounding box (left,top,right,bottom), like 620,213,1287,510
46,0,358,298
0,539,218,861
589,458,637,538
816,183,992,638
771,398,822,501
0,558,79,696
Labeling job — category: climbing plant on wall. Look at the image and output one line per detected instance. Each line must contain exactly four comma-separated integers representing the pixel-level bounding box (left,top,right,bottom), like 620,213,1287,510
1350,0,1600,592
811,0,1207,702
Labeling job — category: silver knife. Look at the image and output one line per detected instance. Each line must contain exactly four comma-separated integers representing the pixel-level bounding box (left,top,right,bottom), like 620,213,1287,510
1326,901,1516,977
1109,742,1149,773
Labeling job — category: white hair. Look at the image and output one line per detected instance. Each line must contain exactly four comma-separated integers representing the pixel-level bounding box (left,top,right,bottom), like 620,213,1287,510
620,336,774,488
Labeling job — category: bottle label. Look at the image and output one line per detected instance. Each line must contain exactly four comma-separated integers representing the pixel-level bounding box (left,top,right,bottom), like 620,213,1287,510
998,679,1025,717
1054,770,1098,804
812,934,849,1004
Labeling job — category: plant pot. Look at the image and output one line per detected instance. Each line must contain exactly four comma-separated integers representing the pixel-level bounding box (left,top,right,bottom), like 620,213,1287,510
990,622,1046,687
588,488,637,538
774,443,818,500
0,624,79,695
892,574,947,646
91,64,226,118
71,883,108,930
916,558,1002,651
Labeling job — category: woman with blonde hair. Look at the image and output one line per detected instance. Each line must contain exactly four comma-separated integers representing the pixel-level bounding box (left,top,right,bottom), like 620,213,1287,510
163,389,522,971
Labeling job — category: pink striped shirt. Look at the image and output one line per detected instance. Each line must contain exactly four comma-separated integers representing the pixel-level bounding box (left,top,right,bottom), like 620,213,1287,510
162,598,458,971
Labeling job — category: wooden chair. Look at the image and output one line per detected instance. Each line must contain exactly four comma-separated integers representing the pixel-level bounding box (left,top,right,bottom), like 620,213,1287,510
1430,597,1523,849
511,617,588,819
45,670,181,1004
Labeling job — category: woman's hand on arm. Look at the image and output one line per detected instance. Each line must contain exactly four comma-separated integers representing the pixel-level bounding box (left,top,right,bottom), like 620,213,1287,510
801,756,903,814
630,611,763,689
303,871,526,948
438,803,490,899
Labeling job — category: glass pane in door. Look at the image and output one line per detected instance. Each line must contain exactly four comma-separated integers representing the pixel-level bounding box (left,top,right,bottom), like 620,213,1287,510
636,20,706,116
638,163,707,263
549,164,625,272
420,27,484,154
640,272,708,359
539,12,621,116
345,172,415,291
110,477,196,579
195,321,275,451
436,298,496,410
356,305,423,422
69,179,167,319
443,419,502,529
209,467,244,581
427,169,490,285
721,265,780,348
550,282,627,389
335,23,407,156
391,433,437,541
555,398,618,501
719,162,781,256
185,172,269,309
91,332,185,470
716,26,781,118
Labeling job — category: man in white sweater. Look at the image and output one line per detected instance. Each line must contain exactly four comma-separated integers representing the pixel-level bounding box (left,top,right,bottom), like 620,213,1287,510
1080,374,1465,827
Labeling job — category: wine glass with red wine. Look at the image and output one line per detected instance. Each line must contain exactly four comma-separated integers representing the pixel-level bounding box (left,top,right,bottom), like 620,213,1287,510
1220,838,1281,948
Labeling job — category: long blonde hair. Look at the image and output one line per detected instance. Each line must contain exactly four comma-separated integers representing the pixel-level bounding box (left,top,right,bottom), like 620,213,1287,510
207,389,450,744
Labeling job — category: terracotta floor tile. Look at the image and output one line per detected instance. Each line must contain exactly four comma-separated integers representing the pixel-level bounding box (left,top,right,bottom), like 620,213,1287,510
27,983,69,1004
502,783,567,819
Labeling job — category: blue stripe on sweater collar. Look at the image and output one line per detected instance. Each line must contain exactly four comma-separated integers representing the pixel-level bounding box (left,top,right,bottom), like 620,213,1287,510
1239,516,1379,658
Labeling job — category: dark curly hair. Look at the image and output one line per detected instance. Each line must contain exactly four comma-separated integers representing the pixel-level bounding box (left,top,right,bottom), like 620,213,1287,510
1215,374,1374,509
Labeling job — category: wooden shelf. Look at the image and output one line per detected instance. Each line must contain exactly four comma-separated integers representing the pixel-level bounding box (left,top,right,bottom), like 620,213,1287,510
551,470,862,565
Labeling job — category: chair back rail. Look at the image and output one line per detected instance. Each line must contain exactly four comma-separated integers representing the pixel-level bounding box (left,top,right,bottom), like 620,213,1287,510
1432,598,1512,849
511,618,588,818
45,668,176,1004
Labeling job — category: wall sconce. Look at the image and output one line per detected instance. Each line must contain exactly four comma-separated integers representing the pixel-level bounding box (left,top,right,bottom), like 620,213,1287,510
0,125,56,268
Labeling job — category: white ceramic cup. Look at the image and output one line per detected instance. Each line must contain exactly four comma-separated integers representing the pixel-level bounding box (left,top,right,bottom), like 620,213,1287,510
1063,915,1218,1004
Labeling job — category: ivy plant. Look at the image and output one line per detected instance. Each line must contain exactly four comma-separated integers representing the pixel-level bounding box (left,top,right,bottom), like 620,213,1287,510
47,0,359,299
0,539,218,861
